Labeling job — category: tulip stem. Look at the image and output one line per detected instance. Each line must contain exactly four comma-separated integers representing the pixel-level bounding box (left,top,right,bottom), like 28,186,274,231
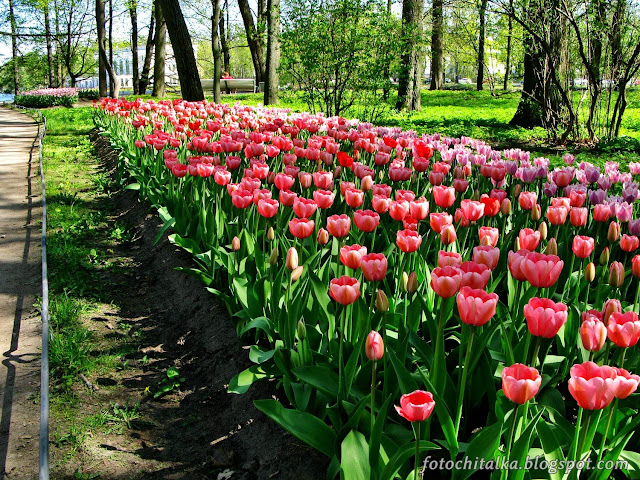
597,349,625,464
635,280,640,313
576,410,592,462
570,407,583,463
338,305,347,407
432,298,447,393
560,255,575,304
455,327,474,437
370,360,377,438
414,421,421,480
530,336,542,368
502,404,519,480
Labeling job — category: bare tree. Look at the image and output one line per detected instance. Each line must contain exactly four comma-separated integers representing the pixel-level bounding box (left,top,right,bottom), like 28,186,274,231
397,0,425,110
138,0,155,93
152,0,165,96
211,0,222,102
44,1,55,87
238,0,266,83
503,0,513,90
96,0,120,97
9,0,19,94
128,0,139,94
430,0,444,90
476,0,487,90
219,0,230,73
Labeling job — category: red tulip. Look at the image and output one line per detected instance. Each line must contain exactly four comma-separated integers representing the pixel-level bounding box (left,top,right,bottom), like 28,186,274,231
621,234,640,252
361,253,388,282
293,197,318,218
456,286,499,327
569,362,620,410
521,252,564,288
438,250,462,268
428,171,445,186
395,390,435,422
502,364,542,404
345,188,364,208
396,229,422,253
372,184,392,198
231,189,253,209
313,171,333,189
274,173,295,191
614,368,639,399
518,192,537,210
340,181,356,196
473,246,500,271
480,196,500,217
354,209,380,233
607,311,640,348
365,331,384,361
429,212,453,234
524,297,568,338
547,206,569,225
313,189,335,209
508,249,531,281
409,197,430,220
602,299,622,324
518,228,541,251
389,201,410,221
279,189,298,207
340,244,367,270
257,198,279,218
372,194,391,214
453,178,469,193
572,235,595,259
326,214,351,238
329,276,360,305
593,204,612,222
289,218,315,239
214,169,231,186
430,266,462,298
460,199,485,222
479,227,499,247
580,318,607,352
570,207,588,227
433,185,456,208
633,255,640,277
459,261,491,289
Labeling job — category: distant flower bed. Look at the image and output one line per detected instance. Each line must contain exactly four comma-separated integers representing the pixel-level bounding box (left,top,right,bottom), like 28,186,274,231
15,88,78,108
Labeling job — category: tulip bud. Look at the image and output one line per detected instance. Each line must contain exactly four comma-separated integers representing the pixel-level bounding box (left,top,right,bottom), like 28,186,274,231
512,184,522,198
361,175,373,192
633,255,640,278
580,319,607,352
401,272,409,292
376,289,389,312
584,262,596,282
501,198,512,215
267,226,275,241
531,204,541,221
603,298,622,323
317,227,329,246
609,261,625,288
297,320,306,340
440,224,457,245
232,236,240,251
286,247,298,270
269,246,279,265
514,237,521,251
600,247,610,265
546,238,558,256
406,272,418,294
538,222,548,241
365,330,384,361
472,189,480,201
291,265,304,282
333,166,342,179
608,221,621,242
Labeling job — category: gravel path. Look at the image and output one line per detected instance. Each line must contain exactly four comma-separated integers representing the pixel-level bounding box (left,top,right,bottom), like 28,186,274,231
0,107,42,479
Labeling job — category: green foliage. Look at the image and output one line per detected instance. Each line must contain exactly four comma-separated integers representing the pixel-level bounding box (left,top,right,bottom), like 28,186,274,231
78,89,100,100
281,0,400,121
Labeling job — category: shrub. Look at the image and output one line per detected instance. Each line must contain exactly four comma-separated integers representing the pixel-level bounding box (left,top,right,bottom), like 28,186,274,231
15,87,78,108
78,88,100,100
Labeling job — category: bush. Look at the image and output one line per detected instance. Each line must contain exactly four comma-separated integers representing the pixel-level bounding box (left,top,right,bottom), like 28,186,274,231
78,88,100,100
15,87,78,108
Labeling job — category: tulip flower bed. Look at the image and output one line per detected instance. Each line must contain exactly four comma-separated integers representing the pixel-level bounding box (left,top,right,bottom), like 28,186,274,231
94,97,640,480
15,87,78,108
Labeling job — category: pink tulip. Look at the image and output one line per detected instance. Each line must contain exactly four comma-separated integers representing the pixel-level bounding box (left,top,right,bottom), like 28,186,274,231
430,266,462,298
361,253,388,282
438,250,462,268
580,318,607,352
607,311,640,348
479,226,499,247
395,390,435,422
396,229,422,253
615,368,639,399
502,364,542,404
524,297,568,338
569,362,620,410
521,252,564,288
326,214,351,238
518,228,541,251
329,276,361,305
433,185,456,208
365,331,385,361
473,246,500,271
460,199,485,222
340,244,367,270
456,286,499,327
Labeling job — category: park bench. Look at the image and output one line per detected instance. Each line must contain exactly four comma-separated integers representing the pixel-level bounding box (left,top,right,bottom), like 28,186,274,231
201,78,258,95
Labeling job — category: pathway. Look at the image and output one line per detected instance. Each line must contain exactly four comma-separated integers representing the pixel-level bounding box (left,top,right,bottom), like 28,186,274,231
0,107,43,479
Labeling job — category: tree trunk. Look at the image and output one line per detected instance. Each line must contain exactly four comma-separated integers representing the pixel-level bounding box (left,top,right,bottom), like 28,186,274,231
97,0,108,96
264,0,280,104
54,0,62,87
129,0,140,94
109,0,114,96
503,2,512,90
138,1,155,94
97,0,120,98
430,0,444,90
44,3,55,88
211,0,222,103
152,0,166,97
9,0,19,95
238,0,265,83
396,0,417,110
220,0,230,73
157,0,204,101
477,0,487,91
411,0,426,110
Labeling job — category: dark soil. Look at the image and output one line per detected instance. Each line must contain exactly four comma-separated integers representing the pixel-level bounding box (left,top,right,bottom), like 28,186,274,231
53,131,328,479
